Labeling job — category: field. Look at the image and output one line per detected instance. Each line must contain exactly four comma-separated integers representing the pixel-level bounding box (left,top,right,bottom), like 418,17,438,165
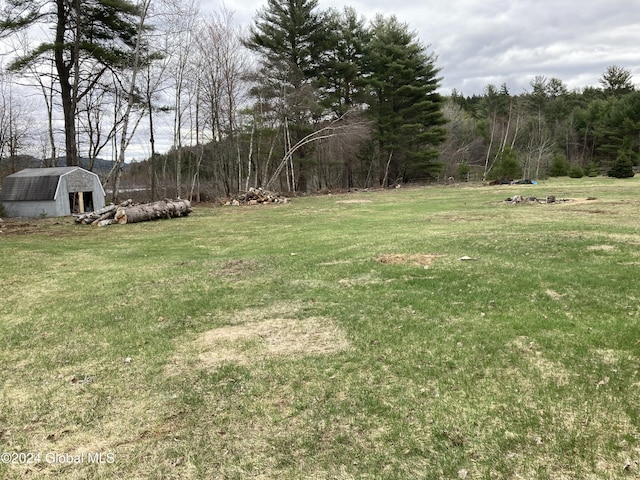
1,177,639,479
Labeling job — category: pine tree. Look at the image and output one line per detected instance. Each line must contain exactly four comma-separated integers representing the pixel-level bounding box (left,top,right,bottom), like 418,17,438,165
317,7,370,116
600,65,635,97
244,0,326,191
365,15,446,184
245,0,324,93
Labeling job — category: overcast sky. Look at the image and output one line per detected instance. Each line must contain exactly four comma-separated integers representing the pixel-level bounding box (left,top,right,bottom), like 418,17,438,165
200,0,640,96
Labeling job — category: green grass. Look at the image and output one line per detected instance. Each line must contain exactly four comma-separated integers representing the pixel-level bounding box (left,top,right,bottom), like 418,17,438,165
1,177,639,479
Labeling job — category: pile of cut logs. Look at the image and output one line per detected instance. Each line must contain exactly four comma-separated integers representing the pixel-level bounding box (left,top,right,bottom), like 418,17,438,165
75,199,192,226
224,187,289,206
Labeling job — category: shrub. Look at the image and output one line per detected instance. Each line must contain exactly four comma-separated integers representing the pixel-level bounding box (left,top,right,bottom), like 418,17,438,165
490,147,520,181
608,150,635,178
585,162,600,177
456,162,470,181
568,165,584,178
549,153,569,177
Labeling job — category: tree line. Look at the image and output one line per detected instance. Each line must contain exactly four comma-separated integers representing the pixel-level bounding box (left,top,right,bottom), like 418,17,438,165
446,65,638,182
0,0,636,203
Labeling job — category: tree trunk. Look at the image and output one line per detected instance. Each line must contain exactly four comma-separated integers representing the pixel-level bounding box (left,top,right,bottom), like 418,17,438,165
115,199,192,224
55,0,79,166
113,0,151,204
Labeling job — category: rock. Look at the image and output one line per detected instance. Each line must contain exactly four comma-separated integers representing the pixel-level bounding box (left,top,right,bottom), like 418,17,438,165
546,195,556,204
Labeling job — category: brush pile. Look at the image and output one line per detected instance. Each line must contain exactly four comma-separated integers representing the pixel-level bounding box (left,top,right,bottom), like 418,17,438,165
75,199,192,226
505,195,573,204
224,187,289,206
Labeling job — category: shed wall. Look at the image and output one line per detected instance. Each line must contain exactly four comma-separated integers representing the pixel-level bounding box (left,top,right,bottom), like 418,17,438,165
54,181,71,216
2,200,59,218
64,169,95,192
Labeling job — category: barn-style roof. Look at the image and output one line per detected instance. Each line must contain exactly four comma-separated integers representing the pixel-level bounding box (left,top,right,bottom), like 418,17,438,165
0,167,91,201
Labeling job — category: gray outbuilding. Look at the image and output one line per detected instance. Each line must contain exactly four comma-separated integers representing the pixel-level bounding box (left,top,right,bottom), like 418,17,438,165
0,167,105,218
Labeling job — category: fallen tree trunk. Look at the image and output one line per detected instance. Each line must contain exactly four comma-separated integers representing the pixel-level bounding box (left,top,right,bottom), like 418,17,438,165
115,199,192,224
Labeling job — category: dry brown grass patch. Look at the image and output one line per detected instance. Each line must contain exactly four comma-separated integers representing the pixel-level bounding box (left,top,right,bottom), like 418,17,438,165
377,253,445,267
210,258,259,277
545,289,564,301
508,336,573,386
197,316,349,368
335,199,372,204
167,303,350,374
587,244,615,251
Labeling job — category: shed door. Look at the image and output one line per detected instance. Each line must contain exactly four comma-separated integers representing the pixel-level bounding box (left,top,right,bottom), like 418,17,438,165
69,192,94,213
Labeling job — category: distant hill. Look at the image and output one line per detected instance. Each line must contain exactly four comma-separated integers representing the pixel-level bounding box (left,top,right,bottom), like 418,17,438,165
56,157,130,176
1,156,128,173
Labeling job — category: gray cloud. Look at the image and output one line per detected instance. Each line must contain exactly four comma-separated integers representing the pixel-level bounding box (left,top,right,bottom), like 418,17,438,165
206,0,640,95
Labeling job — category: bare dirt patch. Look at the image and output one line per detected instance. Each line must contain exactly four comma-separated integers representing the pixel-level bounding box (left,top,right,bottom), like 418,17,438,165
377,253,445,267
0,217,85,237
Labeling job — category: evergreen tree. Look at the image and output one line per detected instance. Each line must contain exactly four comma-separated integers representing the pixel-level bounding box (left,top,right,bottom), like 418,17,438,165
317,7,370,116
607,155,635,178
490,146,520,180
600,65,635,97
0,0,141,166
365,15,446,184
244,0,326,191
245,0,324,95
549,153,569,176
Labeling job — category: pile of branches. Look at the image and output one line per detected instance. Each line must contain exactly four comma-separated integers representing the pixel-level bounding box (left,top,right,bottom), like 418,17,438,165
75,199,192,226
505,195,572,205
224,187,290,206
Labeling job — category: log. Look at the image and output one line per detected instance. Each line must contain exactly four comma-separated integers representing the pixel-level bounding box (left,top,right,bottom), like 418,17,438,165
75,204,116,224
91,209,118,226
115,209,127,224
116,199,192,224
74,200,133,224
97,219,119,227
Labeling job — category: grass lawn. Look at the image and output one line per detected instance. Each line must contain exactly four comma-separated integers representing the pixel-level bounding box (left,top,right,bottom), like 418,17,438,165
1,177,639,479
